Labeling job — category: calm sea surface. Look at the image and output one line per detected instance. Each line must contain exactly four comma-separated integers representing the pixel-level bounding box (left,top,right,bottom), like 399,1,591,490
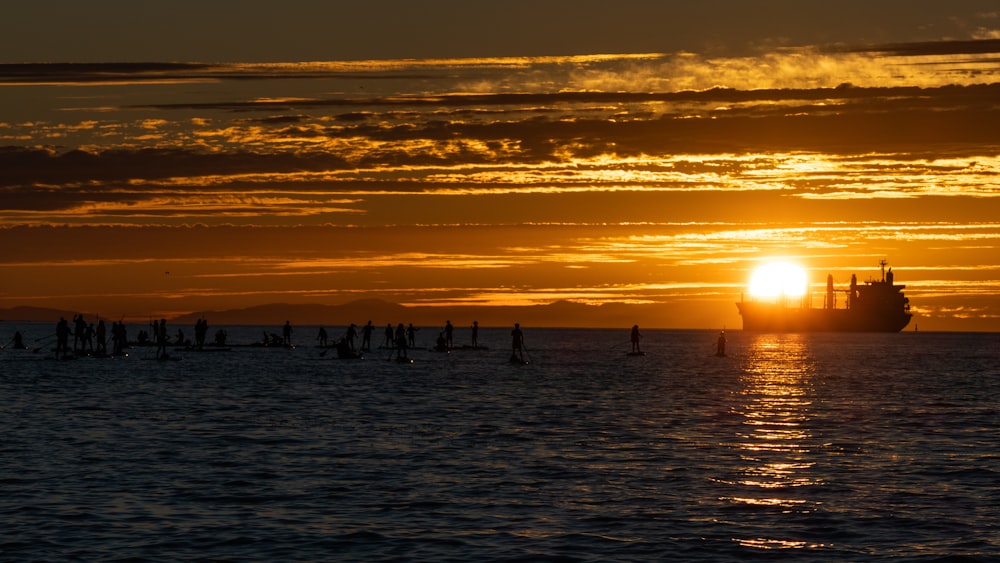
2,322,998,562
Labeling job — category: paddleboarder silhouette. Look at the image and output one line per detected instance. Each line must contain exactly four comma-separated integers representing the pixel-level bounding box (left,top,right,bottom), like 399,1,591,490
511,322,525,363
630,324,642,353
395,323,408,360
361,321,374,351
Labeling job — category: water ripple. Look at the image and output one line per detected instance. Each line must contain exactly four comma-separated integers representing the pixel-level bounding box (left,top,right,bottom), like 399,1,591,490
1,327,999,560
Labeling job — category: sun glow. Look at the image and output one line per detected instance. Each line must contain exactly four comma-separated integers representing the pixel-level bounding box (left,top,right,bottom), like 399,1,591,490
749,262,808,298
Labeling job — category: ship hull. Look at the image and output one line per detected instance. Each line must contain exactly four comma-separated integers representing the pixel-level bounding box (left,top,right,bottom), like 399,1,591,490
736,302,912,332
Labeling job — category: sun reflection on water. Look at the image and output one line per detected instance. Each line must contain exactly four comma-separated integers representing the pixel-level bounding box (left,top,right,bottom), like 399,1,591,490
728,334,823,550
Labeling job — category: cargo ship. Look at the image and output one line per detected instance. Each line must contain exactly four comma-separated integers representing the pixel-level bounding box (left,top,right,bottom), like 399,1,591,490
736,260,912,332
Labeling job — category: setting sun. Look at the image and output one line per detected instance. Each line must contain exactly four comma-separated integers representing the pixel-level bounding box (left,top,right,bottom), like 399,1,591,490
2,7,1000,332
749,261,808,298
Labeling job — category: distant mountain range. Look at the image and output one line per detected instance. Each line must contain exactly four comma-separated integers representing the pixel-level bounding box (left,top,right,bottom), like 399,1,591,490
174,299,660,328
0,299,673,329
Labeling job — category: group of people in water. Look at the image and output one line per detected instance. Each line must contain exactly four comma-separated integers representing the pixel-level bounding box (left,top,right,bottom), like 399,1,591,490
314,319,484,360
137,317,228,359
33,315,228,360
52,314,130,358
32,316,488,360
7,314,729,361
311,319,650,364
36,315,494,361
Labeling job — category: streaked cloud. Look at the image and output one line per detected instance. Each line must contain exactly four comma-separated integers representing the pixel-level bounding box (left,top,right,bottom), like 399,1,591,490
1,42,999,328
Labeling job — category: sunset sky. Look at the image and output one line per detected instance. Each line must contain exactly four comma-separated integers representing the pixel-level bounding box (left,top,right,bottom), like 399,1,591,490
2,1,999,330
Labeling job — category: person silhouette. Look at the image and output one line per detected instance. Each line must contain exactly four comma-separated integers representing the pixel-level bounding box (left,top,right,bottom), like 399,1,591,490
195,318,208,350
96,320,107,355
361,321,374,351
111,321,126,356
73,314,86,353
56,317,70,358
383,323,394,348
156,318,168,359
346,323,358,351
511,322,525,362
630,324,642,353
395,323,408,359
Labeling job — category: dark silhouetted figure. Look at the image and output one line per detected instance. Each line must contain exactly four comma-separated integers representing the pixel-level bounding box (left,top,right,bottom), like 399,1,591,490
82,323,95,353
12,331,24,350
283,321,293,346
361,321,374,351
156,318,168,360
149,319,159,347
630,324,642,353
56,317,70,358
395,323,408,359
346,323,358,351
511,322,525,363
383,323,394,348
336,337,359,358
317,327,328,347
111,321,126,356
471,321,479,349
716,330,727,357
444,320,454,349
407,324,417,348
96,320,107,355
195,318,208,350
73,314,86,353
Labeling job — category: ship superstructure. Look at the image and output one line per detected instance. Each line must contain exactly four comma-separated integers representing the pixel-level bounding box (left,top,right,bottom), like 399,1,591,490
737,260,912,332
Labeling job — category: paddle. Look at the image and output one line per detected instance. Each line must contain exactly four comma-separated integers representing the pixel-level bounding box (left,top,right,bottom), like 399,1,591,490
385,343,401,362
31,332,57,353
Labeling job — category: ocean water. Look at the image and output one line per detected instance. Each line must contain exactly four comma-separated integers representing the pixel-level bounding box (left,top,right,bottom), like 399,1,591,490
1,322,998,562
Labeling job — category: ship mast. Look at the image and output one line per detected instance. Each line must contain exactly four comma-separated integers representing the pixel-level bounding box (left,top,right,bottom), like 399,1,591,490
879,258,888,282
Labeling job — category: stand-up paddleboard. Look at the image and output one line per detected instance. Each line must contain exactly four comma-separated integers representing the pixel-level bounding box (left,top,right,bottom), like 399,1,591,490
334,352,364,360
626,351,646,357
508,354,528,365
145,354,181,362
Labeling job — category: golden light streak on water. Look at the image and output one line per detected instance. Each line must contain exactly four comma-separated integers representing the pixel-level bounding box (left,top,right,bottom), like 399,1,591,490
727,334,822,549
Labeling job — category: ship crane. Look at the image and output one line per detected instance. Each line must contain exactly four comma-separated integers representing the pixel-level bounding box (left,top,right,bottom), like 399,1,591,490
738,261,912,332
824,274,855,309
